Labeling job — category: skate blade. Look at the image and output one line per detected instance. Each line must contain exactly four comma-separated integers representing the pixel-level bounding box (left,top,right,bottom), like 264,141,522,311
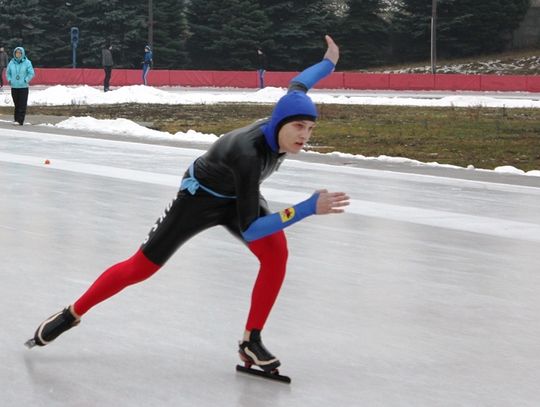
235,364,291,384
24,338,37,349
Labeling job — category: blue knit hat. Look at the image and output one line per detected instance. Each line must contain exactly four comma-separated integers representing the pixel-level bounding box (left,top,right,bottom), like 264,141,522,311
262,91,317,152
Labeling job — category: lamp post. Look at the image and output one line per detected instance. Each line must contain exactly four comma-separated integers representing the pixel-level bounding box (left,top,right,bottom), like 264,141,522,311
430,0,437,74
148,0,153,47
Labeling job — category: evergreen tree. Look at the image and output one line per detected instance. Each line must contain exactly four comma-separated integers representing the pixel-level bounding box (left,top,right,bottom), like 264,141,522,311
441,0,531,57
0,0,43,60
68,0,146,68
391,0,531,63
336,0,390,69
391,0,433,62
257,0,337,70
152,0,190,68
34,0,78,67
187,0,271,70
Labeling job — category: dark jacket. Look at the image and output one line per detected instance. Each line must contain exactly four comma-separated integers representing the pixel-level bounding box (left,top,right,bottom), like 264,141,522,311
191,119,285,232
0,50,8,68
143,50,153,67
102,48,113,67
257,50,267,70
190,82,314,233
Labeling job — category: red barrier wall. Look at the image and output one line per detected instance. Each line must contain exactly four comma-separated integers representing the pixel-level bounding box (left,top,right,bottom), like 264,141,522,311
526,76,540,92
435,74,481,91
265,72,296,88
343,73,390,90
29,67,540,93
480,74,529,92
169,70,214,86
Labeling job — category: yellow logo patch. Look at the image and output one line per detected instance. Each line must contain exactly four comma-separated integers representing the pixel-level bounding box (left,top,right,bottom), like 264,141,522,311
279,207,295,222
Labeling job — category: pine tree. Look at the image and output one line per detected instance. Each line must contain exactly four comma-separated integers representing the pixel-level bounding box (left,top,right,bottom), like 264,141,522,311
67,0,146,68
34,0,78,67
257,0,337,70
391,0,433,62
391,0,531,63
0,0,43,61
187,0,271,69
152,0,190,68
336,0,390,69
441,0,531,57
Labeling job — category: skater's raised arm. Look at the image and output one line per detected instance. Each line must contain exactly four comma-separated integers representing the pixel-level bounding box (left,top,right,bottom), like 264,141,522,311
240,36,348,242
288,35,339,92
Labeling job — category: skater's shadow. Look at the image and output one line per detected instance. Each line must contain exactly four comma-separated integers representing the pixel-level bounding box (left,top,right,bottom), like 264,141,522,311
22,352,97,402
234,369,291,407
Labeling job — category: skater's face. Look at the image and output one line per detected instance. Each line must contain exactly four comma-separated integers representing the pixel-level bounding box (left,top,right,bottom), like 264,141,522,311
15,49,22,59
278,120,315,154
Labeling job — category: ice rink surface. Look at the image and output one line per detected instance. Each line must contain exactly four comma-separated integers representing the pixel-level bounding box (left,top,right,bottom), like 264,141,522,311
1,126,540,406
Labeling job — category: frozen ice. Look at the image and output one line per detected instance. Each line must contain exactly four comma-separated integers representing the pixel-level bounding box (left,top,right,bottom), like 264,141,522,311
1,120,540,406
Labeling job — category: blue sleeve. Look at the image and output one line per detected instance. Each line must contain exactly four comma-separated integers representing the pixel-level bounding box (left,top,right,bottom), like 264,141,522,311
241,193,319,242
290,58,335,91
26,61,35,83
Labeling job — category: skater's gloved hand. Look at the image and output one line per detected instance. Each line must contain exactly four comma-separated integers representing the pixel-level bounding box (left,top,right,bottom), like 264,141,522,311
314,189,349,215
323,35,339,65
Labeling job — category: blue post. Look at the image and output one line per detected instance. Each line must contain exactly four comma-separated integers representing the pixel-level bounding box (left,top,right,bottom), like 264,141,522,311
72,45,77,68
70,27,79,68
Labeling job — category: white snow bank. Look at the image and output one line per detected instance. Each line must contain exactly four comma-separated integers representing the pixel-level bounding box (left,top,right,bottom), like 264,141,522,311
53,116,218,143
1,84,540,108
50,116,540,177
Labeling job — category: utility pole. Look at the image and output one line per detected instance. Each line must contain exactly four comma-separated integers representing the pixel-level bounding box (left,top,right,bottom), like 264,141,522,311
148,0,153,47
430,0,437,74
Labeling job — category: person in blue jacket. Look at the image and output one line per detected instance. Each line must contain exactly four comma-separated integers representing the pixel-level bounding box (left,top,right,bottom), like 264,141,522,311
27,35,349,374
6,47,35,125
256,48,267,89
142,45,153,85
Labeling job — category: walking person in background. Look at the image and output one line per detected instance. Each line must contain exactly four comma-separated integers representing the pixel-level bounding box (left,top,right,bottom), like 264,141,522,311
102,43,113,92
0,46,9,89
6,47,34,125
256,48,267,89
142,45,153,85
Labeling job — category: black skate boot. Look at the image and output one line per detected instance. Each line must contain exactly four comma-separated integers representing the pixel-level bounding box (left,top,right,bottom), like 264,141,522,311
238,330,281,372
25,306,80,348
236,330,290,383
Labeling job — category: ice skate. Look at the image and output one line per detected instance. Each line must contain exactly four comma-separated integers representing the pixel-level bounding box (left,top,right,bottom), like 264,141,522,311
25,306,80,348
236,330,290,383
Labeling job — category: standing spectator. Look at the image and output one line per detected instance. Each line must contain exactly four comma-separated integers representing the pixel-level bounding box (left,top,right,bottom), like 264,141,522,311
102,44,114,92
6,47,35,125
256,48,267,89
142,45,153,85
0,46,9,89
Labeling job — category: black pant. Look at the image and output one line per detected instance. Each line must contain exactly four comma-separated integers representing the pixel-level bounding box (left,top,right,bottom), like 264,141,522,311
11,87,29,125
0,67,4,87
141,189,270,265
103,66,112,91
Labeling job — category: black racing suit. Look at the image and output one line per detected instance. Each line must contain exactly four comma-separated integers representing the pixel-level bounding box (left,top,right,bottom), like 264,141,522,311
141,118,286,266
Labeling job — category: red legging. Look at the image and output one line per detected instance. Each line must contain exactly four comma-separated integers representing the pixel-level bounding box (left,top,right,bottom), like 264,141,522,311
73,249,161,316
246,231,288,330
73,232,288,331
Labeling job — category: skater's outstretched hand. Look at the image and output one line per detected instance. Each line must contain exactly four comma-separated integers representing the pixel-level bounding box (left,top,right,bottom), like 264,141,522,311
314,189,350,215
323,35,339,65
